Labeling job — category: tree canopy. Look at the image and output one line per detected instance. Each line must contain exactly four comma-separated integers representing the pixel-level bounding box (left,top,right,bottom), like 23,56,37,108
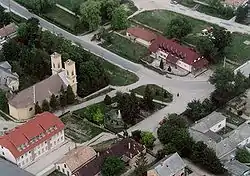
196,36,217,62
211,27,232,53
164,17,192,39
236,148,250,163
235,6,249,24
101,156,125,176
0,90,8,113
111,6,129,30
141,131,156,148
0,6,11,28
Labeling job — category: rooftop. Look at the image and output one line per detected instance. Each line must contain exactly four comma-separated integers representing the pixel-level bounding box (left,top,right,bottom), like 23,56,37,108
0,23,17,38
0,112,64,158
127,27,158,42
234,60,250,78
0,121,22,136
58,146,96,172
0,157,34,176
224,160,250,176
9,71,68,108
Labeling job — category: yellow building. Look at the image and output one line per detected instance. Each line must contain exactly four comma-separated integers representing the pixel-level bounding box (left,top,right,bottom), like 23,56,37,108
8,52,77,120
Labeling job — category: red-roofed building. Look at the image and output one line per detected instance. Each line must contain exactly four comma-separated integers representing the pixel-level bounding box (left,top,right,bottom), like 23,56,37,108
126,27,158,47
149,36,208,73
0,112,65,168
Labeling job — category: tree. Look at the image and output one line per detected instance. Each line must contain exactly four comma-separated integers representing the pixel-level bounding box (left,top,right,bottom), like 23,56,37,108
60,93,67,107
42,99,50,112
134,152,148,176
93,108,104,124
143,85,154,110
80,0,101,31
235,6,249,24
164,17,192,39
167,66,171,72
50,94,58,110
132,130,142,142
100,0,120,20
35,102,42,114
66,85,75,105
236,148,250,163
159,59,164,69
196,36,217,62
111,6,129,30
0,7,11,28
212,26,232,53
0,90,8,113
164,143,177,155
141,131,156,149
101,156,125,176
104,94,112,105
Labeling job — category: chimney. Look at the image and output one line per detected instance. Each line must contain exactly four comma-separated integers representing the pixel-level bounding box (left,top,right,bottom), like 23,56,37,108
128,142,131,149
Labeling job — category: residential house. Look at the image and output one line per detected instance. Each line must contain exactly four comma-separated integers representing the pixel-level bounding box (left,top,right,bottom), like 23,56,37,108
0,157,34,176
0,23,17,44
126,27,158,47
189,111,250,160
8,52,77,120
64,138,145,176
147,153,186,176
56,146,97,176
0,61,19,92
234,60,250,78
224,160,250,176
149,36,208,73
0,112,65,168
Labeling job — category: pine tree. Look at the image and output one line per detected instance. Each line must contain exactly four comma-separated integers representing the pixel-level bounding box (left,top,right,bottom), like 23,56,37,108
35,101,42,114
134,152,148,176
143,85,154,110
66,85,75,105
159,59,164,69
60,93,67,107
50,94,58,110
104,94,112,105
42,99,50,112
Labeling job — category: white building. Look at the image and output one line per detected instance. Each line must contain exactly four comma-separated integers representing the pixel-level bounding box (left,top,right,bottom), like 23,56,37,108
0,112,65,168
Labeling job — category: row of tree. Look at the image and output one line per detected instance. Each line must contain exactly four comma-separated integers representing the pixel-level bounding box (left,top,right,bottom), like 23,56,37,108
208,0,234,19
0,5,11,28
157,114,225,174
1,18,110,97
16,0,55,13
35,85,75,114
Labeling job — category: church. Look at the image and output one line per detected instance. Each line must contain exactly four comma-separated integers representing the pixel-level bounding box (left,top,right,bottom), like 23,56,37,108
8,52,77,120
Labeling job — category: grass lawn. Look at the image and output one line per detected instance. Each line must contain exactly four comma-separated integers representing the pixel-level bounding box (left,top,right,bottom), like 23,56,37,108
131,84,173,103
43,6,78,32
61,114,105,143
101,60,139,86
225,33,250,64
101,33,148,63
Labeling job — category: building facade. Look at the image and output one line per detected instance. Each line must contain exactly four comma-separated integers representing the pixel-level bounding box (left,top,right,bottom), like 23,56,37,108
8,52,77,120
0,112,65,168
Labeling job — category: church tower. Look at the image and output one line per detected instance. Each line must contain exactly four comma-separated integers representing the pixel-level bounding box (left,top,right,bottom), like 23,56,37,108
51,52,62,75
64,59,77,95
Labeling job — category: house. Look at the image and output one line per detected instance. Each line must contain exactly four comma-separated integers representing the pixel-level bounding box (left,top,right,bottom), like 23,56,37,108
126,27,158,47
67,138,145,176
0,112,65,168
0,157,34,176
56,146,97,176
149,36,208,73
0,23,17,44
8,52,77,120
224,160,250,176
147,153,186,176
189,111,250,160
0,61,19,92
234,60,250,78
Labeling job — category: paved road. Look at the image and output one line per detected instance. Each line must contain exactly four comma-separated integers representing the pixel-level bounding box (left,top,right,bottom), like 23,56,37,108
132,0,250,34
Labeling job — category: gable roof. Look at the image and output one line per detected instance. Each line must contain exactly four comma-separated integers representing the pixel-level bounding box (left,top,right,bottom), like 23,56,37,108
191,112,227,133
9,71,68,108
224,160,250,176
0,23,17,38
74,138,144,176
154,153,186,176
58,146,96,172
0,112,64,158
127,27,158,42
149,36,208,68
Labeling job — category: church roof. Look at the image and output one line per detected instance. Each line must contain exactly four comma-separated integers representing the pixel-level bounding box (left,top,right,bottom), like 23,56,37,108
9,71,69,108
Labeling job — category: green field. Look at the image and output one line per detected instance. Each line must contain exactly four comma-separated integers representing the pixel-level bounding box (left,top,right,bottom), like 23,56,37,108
101,33,148,63
131,84,173,103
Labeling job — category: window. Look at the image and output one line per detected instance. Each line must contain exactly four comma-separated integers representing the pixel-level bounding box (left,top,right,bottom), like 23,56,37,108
67,71,69,76
57,166,60,170
62,169,65,173
61,136,63,140
21,156,23,159
72,71,74,76
53,63,55,68
2,152,4,155
29,107,33,111
58,63,60,68
218,124,221,128
64,164,66,168
67,171,70,176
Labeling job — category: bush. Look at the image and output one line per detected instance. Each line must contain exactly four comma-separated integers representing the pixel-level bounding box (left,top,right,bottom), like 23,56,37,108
236,148,250,163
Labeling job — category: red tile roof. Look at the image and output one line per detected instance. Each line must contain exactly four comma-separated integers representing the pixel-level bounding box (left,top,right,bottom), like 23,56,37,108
0,112,64,158
127,27,158,43
149,36,208,68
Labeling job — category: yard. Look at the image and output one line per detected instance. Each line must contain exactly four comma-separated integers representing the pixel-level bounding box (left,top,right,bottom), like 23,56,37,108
60,114,106,143
219,109,246,126
131,84,173,103
100,33,149,63
102,60,139,86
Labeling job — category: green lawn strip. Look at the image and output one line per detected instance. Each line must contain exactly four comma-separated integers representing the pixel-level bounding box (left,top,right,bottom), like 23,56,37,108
225,33,250,64
101,60,139,86
131,84,173,103
196,5,233,20
100,33,148,63
10,12,27,24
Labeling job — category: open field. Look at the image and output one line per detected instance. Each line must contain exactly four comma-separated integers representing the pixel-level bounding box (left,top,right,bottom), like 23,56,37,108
131,84,173,103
